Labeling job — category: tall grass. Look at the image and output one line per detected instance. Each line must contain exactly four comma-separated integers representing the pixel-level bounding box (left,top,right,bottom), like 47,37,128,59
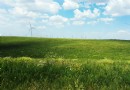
1,37,130,89
1,57,130,90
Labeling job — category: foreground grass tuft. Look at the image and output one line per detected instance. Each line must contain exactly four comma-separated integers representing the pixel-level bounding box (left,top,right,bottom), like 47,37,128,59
1,57,130,90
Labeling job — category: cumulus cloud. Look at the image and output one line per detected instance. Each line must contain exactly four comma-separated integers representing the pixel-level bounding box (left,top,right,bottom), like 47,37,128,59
10,7,27,16
8,7,40,19
72,20,85,25
49,15,68,27
96,3,106,6
37,26,46,30
70,0,108,3
87,0,109,4
62,0,79,10
74,8,100,19
98,18,114,23
0,0,61,14
86,21,97,25
35,0,61,14
0,0,63,30
105,0,130,16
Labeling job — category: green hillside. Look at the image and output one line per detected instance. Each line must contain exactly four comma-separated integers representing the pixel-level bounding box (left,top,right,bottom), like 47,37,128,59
1,36,130,90
0,36,130,60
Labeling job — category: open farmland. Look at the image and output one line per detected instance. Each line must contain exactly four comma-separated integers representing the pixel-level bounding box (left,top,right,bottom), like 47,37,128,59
1,36,130,90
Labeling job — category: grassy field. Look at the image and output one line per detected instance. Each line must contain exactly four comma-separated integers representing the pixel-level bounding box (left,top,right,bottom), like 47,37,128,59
0,36,130,90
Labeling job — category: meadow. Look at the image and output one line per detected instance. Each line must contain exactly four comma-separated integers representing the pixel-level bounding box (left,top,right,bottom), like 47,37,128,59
0,36,130,90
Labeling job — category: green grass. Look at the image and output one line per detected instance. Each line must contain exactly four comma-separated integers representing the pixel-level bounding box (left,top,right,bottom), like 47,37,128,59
0,36,130,90
0,36,130,60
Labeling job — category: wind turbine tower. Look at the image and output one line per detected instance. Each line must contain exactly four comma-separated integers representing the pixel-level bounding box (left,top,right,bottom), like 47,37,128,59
29,22,33,37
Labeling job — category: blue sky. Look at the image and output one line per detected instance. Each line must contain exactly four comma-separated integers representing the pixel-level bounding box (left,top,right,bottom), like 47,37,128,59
0,0,130,39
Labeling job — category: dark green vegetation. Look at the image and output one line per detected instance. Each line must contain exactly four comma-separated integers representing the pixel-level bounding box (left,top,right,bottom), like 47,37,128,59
0,36,130,90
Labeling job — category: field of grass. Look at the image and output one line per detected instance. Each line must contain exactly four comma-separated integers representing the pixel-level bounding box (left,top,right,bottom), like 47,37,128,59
0,36,130,90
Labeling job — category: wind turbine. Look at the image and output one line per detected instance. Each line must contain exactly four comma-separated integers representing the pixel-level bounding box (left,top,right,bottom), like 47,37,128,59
28,21,34,37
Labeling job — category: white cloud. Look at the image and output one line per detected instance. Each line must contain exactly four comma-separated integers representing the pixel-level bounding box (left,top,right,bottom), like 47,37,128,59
35,0,61,14
9,7,40,18
110,30,130,36
72,0,108,8
87,0,109,4
117,30,130,35
27,11,39,18
42,19,48,23
87,21,97,25
0,0,13,6
37,26,46,30
0,15,9,25
62,0,107,9
72,20,85,25
105,0,130,16
0,0,62,27
96,3,106,6
93,8,100,17
0,8,8,14
41,14,49,19
74,8,100,19
1,0,62,20
11,7,27,16
0,0,65,31
62,0,79,10
98,18,114,23
0,9,10,25
71,0,108,3
1,0,61,14
49,15,68,27
109,30,130,39
73,9,84,19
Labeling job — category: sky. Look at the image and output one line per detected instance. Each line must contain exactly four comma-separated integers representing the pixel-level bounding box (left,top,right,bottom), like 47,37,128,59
0,0,130,40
